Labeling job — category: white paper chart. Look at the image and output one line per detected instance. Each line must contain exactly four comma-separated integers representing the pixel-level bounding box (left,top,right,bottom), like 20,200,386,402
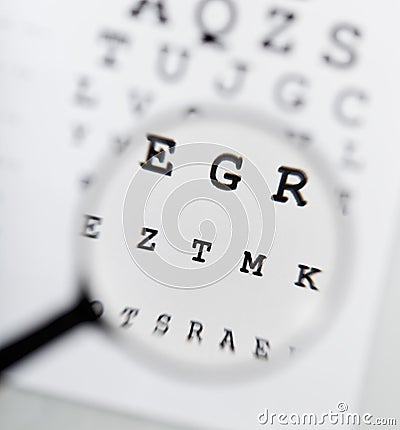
1,1,400,429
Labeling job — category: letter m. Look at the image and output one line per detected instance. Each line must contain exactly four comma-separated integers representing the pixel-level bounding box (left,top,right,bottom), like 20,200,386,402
239,251,267,277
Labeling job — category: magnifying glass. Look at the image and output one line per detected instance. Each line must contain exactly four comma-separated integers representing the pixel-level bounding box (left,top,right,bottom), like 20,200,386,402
0,106,350,380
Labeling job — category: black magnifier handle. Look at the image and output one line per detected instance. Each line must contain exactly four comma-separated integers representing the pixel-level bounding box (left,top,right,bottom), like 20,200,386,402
0,294,103,375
